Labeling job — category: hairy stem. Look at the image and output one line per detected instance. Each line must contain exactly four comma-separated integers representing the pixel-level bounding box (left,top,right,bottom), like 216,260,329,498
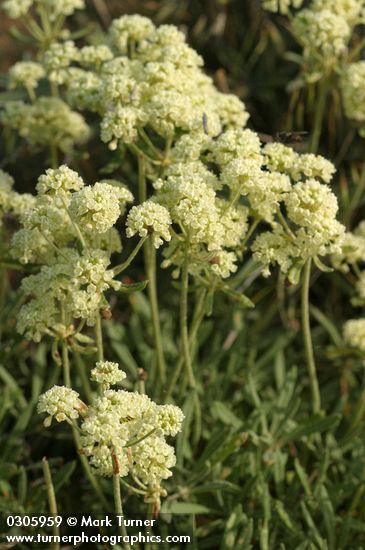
165,288,206,401
113,236,147,275
74,351,93,403
95,312,104,363
309,79,327,154
137,154,166,385
180,257,196,389
113,475,131,549
301,259,321,414
61,340,71,388
146,242,167,385
42,458,60,550
61,340,108,509
138,153,147,202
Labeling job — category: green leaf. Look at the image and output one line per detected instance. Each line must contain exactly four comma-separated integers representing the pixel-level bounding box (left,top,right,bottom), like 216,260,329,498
313,255,334,273
0,464,18,479
220,286,254,308
53,461,77,492
163,501,213,515
211,401,243,429
190,481,241,495
118,280,148,293
274,500,298,534
281,414,340,444
0,366,27,409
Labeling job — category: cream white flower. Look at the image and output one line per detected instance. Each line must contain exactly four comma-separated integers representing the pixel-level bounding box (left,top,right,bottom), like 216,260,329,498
2,98,90,153
355,272,365,303
91,361,127,389
3,0,33,18
262,0,304,14
45,0,84,20
133,436,176,485
263,143,300,179
332,231,365,272
37,386,83,426
126,201,172,248
343,319,365,353
9,61,45,91
109,15,155,54
341,62,365,123
285,179,339,229
297,154,335,183
293,9,350,63
69,181,131,233
79,45,113,68
156,405,185,437
43,41,79,84
36,165,85,196
311,0,365,25
209,250,238,279
101,106,147,148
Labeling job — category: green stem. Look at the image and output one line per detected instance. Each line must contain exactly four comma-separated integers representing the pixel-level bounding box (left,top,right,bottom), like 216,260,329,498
146,242,166,385
61,339,108,507
180,256,196,389
113,475,131,549
138,368,146,394
42,458,60,550
145,502,155,550
95,313,104,362
346,161,365,226
165,289,206,401
61,198,88,250
129,143,162,166
137,154,166,385
74,351,93,403
277,211,295,239
24,18,45,41
139,128,163,159
113,236,147,275
309,79,327,154
138,153,147,202
72,427,109,510
126,427,157,448
0,228,8,343
61,340,71,388
301,259,321,414
241,219,260,248
49,142,58,169
26,86,36,103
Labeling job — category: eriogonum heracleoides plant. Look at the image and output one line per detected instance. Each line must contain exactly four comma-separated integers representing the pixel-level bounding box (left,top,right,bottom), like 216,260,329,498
0,4,350,530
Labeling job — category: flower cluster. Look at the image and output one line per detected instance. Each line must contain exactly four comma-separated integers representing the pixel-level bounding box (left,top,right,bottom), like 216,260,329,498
8,61,45,93
43,41,79,84
289,0,365,77
38,365,184,502
128,129,344,284
292,9,350,72
336,220,365,354
2,98,89,154
12,166,132,341
332,222,365,273
343,319,365,353
37,385,84,427
90,361,126,390
341,62,365,132
262,0,304,14
126,201,172,249
53,15,249,150
3,0,84,20
0,169,36,225
69,181,133,234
